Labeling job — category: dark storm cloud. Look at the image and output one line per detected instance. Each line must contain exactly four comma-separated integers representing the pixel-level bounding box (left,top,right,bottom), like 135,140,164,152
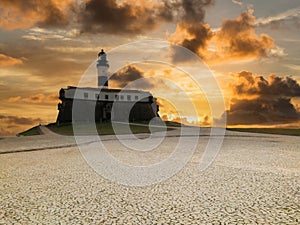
157,0,215,26
225,97,300,125
231,71,300,98
80,0,158,34
181,23,213,52
36,2,70,28
224,71,300,125
1,0,215,34
110,65,154,89
79,0,215,34
170,0,215,23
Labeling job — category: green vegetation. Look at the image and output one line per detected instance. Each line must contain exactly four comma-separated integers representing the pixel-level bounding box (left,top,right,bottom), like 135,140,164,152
46,121,176,136
227,128,300,136
164,121,182,127
18,126,41,136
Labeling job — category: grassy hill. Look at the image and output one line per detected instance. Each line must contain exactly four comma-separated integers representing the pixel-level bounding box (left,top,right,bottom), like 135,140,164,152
18,121,181,136
47,122,170,135
18,123,300,137
18,126,41,136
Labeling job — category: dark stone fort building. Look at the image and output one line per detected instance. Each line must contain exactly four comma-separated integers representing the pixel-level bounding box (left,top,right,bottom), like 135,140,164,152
56,50,159,124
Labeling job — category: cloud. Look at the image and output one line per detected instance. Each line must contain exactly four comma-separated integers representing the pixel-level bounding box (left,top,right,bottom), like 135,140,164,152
7,93,58,104
0,127,15,136
79,0,215,35
169,8,284,64
169,116,193,125
110,65,154,89
231,71,300,98
0,0,215,35
0,53,23,66
79,0,160,34
167,0,214,60
0,114,42,136
6,96,22,103
24,93,45,103
161,114,211,126
157,98,212,126
21,27,78,41
45,93,59,103
0,115,41,125
223,71,300,126
200,115,211,126
225,98,300,125
169,22,213,60
0,0,72,30
256,7,300,28
171,0,215,24
213,10,276,59
8,0,276,65
231,0,243,7
0,32,90,84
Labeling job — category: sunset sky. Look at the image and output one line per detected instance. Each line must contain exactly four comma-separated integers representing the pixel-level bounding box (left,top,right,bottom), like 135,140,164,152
1,0,300,136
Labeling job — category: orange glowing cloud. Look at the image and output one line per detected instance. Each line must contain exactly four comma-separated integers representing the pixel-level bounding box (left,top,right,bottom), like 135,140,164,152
211,10,278,62
169,8,283,65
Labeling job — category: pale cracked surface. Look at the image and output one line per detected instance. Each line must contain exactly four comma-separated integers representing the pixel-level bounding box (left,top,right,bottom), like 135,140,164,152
0,128,300,224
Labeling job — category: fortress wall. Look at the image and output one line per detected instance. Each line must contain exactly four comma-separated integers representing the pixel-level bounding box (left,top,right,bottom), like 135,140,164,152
57,99,158,124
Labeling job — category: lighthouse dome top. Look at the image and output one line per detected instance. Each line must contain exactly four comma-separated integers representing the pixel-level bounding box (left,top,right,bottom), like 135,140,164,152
98,49,105,57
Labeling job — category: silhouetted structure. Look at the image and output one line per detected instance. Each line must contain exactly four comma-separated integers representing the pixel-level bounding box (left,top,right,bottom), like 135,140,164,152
56,50,159,124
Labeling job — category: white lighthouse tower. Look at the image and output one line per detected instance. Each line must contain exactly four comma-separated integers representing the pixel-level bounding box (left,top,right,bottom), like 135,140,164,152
97,49,109,87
